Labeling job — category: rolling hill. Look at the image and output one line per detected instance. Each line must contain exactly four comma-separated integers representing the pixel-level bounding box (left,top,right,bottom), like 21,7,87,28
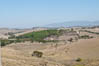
46,21,99,27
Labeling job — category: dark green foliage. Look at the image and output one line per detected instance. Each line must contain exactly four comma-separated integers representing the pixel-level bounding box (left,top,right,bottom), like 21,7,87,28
0,39,26,47
0,40,14,47
32,51,43,58
76,58,82,62
1,29,63,47
16,29,62,42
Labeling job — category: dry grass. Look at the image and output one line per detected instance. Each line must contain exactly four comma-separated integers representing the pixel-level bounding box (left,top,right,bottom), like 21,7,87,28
1,38,99,66
1,28,99,66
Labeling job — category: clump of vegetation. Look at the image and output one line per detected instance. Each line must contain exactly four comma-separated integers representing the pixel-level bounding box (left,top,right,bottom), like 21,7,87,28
79,35,93,39
68,38,73,42
1,29,63,47
2,29,73,46
0,39,14,47
32,51,43,58
0,39,25,47
76,58,82,62
15,29,62,42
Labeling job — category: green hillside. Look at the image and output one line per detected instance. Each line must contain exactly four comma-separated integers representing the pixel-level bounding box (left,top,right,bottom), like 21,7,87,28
15,29,62,42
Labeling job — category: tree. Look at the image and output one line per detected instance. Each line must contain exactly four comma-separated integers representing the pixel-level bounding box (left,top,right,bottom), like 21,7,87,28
32,51,43,58
68,38,73,42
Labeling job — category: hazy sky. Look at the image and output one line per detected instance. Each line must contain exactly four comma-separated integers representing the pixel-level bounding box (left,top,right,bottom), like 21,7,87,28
0,0,99,28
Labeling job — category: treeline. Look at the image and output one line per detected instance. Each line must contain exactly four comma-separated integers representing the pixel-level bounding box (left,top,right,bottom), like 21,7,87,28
0,39,14,47
0,39,25,47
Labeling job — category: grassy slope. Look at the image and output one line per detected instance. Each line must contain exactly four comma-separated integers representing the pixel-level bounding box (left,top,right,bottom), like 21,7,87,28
1,38,99,66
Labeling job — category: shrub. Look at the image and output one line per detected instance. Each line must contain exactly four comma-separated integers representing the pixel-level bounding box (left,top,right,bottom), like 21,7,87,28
76,58,82,62
32,51,43,58
1,41,6,46
68,38,73,42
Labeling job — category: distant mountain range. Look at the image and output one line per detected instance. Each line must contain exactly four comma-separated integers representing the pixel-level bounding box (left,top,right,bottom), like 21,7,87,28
45,21,99,28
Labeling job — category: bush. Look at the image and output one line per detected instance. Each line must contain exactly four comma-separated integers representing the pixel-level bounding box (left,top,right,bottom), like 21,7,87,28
68,38,73,42
1,41,6,46
32,51,43,58
76,58,82,62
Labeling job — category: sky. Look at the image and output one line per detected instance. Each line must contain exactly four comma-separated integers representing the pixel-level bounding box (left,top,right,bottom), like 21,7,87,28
0,0,99,28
